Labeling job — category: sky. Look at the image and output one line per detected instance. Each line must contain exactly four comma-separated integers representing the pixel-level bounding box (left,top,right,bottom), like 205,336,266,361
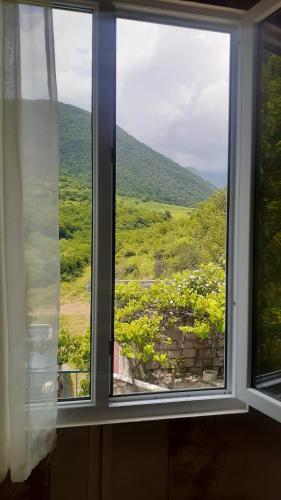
53,10,230,177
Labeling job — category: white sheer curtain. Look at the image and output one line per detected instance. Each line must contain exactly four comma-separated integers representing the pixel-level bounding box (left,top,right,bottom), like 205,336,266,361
0,0,59,482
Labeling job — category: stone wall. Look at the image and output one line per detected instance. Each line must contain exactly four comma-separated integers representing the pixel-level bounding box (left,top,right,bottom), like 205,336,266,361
146,330,224,377
114,330,225,382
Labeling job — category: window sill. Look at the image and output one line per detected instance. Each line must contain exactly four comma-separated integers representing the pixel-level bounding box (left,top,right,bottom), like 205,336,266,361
57,394,248,427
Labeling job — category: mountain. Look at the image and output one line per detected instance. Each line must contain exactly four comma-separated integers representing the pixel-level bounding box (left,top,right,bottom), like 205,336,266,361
58,102,215,207
187,167,227,189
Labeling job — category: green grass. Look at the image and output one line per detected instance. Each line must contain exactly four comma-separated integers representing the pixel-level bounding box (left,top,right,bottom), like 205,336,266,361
60,267,91,335
121,197,193,218
60,266,91,303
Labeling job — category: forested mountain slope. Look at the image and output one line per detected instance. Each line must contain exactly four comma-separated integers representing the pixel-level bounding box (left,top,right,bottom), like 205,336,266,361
57,102,215,207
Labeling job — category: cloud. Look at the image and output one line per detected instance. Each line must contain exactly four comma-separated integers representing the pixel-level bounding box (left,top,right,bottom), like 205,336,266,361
52,11,230,174
53,9,92,112
20,4,51,100
117,19,230,174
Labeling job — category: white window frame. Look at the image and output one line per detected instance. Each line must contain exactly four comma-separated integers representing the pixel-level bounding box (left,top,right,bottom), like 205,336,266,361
235,0,281,424
56,0,281,428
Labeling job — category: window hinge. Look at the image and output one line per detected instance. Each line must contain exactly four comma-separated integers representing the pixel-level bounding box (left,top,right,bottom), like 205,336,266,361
111,146,115,165
109,338,114,356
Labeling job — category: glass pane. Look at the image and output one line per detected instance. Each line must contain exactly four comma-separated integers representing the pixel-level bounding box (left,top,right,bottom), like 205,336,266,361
252,10,281,400
113,19,230,395
53,9,93,400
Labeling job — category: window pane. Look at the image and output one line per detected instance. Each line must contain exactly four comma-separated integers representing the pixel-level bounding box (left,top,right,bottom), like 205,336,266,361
53,9,93,400
113,19,230,395
252,10,281,400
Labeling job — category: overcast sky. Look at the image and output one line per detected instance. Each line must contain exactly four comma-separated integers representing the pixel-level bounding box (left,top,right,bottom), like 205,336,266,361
53,10,230,175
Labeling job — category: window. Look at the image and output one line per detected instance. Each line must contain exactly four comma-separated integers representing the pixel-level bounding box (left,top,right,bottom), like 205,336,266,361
54,7,94,400
252,9,281,401
113,18,230,395
55,0,281,427
235,1,281,425
57,1,245,425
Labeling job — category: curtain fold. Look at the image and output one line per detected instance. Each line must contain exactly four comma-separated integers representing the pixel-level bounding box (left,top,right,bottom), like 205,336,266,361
0,0,59,482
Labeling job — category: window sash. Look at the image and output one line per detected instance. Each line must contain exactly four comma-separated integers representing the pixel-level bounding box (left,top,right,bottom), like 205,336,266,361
98,5,237,403
92,0,115,408
236,1,281,424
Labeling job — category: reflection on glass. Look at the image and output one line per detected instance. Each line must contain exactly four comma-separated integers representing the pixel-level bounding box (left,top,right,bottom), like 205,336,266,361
113,19,230,395
253,10,281,399
53,9,93,399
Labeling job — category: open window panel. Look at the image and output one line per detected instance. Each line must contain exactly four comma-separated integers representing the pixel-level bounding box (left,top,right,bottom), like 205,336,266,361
237,0,281,424
111,14,232,397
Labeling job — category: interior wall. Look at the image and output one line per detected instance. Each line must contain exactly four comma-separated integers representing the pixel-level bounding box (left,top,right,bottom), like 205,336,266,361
1,408,281,500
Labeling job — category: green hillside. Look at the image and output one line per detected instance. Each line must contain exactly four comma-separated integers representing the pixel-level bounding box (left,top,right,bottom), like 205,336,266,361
57,102,215,207
59,170,226,284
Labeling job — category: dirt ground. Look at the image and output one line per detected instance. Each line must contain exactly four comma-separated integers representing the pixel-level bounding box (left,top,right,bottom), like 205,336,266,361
60,302,90,335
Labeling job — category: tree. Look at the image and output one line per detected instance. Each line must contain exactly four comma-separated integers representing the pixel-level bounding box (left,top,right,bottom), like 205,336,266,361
115,263,225,380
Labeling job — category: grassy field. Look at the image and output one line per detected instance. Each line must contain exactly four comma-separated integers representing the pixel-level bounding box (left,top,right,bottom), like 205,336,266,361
121,197,193,218
60,266,91,303
60,266,91,335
